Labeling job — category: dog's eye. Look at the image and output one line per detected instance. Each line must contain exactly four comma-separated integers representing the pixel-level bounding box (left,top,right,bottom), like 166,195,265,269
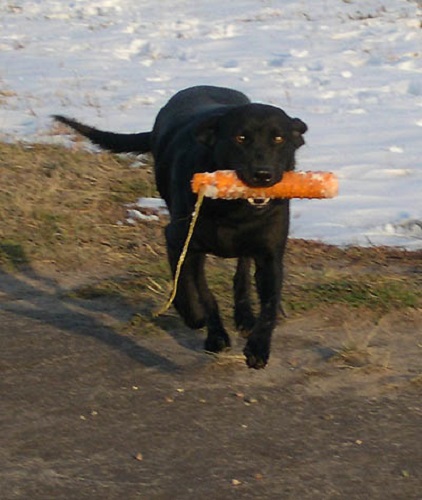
235,135,246,144
273,136,284,144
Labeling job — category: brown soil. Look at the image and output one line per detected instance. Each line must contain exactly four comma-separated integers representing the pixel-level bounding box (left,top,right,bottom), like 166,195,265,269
1,242,421,500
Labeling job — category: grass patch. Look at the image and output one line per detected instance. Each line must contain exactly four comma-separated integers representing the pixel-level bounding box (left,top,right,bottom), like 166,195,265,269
0,140,420,320
0,141,158,270
0,240,29,269
68,281,124,300
295,277,419,311
285,276,420,313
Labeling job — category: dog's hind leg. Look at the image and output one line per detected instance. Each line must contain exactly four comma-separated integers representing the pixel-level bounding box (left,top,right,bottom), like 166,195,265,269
170,252,207,330
173,252,231,352
165,225,230,353
164,223,206,328
194,255,231,353
234,257,255,336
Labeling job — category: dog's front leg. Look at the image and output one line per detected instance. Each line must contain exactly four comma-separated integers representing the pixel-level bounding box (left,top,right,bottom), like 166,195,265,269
243,254,283,369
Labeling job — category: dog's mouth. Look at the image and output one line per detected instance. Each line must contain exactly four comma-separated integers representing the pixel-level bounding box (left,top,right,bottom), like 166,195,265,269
247,197,270,207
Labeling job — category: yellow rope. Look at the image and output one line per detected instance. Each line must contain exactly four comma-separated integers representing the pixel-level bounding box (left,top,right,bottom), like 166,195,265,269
153,190,205,317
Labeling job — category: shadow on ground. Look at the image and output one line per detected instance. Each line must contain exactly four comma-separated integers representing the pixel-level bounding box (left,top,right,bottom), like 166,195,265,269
1,264,421,499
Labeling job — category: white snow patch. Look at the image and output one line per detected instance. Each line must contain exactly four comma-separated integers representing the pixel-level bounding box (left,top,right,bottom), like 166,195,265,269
1,0,421,249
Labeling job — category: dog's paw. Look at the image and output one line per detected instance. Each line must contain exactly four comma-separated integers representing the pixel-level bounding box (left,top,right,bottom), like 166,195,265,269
184,315,206,330
235,309,255,338
204,331,231,353
174,298,206,330
243,340,269,369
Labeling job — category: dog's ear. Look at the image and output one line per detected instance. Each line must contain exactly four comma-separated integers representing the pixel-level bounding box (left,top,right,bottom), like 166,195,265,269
291,118,308,148
195,116,220,147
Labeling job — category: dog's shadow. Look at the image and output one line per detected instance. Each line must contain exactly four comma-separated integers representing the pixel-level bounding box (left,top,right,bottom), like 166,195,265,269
0,260,205,373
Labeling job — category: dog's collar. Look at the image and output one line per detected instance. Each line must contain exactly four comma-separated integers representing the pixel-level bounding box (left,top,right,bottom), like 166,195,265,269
247,197,270,207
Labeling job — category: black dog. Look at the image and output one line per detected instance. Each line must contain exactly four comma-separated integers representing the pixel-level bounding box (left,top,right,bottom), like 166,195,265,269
55,85,307,369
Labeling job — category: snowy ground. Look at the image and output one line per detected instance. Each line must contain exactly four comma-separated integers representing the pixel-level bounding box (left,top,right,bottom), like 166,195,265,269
1,0,421,249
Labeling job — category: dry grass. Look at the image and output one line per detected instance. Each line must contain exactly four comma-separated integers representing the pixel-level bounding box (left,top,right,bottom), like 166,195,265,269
0,141,160,272
0,141,420,322
331,317,392,368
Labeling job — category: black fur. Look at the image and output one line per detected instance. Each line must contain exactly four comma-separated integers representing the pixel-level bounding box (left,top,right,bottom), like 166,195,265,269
55,85,307,369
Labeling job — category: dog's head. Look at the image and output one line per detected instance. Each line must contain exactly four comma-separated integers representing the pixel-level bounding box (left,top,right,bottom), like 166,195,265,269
196,103,307,188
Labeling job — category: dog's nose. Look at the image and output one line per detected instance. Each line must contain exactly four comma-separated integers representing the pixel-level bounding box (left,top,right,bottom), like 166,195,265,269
253,169,273,184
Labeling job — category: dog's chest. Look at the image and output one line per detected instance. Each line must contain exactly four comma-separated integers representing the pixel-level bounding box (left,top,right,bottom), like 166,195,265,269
193,206,288,258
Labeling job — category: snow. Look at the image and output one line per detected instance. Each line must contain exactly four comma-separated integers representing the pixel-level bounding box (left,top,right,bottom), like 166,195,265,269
1,0,421,249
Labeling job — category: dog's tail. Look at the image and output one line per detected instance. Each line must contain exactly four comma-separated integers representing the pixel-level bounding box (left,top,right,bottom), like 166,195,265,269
53,115,151,154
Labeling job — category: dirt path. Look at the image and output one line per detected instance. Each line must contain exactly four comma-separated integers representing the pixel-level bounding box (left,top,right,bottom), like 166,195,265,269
1,264,421,499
